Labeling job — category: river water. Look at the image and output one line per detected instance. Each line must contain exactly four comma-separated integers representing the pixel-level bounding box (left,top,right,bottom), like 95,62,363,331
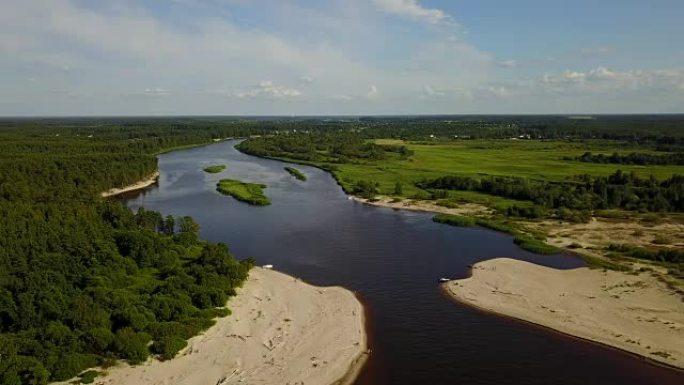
124,140,683,385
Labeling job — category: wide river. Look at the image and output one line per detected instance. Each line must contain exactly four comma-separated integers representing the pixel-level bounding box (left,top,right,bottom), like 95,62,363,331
124,140,683,385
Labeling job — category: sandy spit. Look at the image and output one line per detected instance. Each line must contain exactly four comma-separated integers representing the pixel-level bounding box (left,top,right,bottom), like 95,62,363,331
100,171,160,198
58,268,367,385
351,196,491,216
444,258,684,369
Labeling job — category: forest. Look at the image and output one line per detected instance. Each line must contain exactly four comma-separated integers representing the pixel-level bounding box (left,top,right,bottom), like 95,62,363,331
417,171,684,213
571,151,684,165
0,119,269,384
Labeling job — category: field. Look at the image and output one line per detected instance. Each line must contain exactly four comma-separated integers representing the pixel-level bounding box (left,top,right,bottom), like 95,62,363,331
216,179,271,206
329,139,684,209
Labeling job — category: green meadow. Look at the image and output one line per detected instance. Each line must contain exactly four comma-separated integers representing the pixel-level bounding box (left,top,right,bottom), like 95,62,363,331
328,139,684,208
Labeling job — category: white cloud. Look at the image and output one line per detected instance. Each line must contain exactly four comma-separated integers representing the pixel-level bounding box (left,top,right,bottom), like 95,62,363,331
142,88,169,97
365,85,379,100
541,67,684,93
235,81,302,99
421,84,445,98
372,0,455,26
497,59,517,68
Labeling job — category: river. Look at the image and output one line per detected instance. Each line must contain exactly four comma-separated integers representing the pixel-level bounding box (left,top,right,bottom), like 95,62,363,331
123,140,683,385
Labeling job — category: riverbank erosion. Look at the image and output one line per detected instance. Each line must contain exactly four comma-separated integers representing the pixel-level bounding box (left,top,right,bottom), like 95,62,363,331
59,267,366,385
101,171,160,197
444,258,684,369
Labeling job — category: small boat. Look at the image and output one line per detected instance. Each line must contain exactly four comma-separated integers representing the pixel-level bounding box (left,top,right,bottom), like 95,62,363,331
439,278,450,283
263,264,274,269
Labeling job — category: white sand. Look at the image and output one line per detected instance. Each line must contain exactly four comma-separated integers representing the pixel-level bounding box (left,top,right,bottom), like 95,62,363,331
63,268,366,385
444,258,684,369
352,196,491,216
101,172,160,197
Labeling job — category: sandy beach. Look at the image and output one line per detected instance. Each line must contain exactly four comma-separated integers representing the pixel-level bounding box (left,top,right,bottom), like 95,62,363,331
444,258,684,369
101,171,160,197
352,196,492,216
57,267,366,385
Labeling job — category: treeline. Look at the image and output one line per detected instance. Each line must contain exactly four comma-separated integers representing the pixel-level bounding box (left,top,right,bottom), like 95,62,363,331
571,151,684,165
417,170,684,213
0,120,267,384
236,133,413,163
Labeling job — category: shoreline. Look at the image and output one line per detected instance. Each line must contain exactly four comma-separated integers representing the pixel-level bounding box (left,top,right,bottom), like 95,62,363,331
55,267,367,385
442,258,684,370
351,195,492,217
100,171,160,198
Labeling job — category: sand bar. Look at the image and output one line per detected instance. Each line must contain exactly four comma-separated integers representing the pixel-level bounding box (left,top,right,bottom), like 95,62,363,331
444,258,684,369
101,171,160,197
57,267,366,385
352,196,491,216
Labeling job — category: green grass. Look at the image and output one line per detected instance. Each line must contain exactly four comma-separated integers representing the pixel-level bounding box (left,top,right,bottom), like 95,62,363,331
284,166,307,181
203,164,227,173
77,370,99,384
433,214,476,227
513,235,561,255
433,213,560,255
216,179,271,206
293,139,684,206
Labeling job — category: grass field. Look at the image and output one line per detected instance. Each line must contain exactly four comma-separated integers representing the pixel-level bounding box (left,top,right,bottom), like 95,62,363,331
216,179,270,205
326,139,684,207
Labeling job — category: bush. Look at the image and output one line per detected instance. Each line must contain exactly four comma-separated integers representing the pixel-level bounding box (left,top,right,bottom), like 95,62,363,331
513,236,561,255
112,328,151,364
151,336,188,360
78,370,99,384
432,214,476,227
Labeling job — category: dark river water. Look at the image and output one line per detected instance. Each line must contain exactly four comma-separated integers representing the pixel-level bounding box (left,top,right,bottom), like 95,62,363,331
124,140,683,385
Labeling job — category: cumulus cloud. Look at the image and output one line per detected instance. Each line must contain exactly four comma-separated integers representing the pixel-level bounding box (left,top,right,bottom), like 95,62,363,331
372,0,455,26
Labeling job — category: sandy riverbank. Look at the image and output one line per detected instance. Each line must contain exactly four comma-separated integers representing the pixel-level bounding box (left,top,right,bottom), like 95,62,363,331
444,258,684,369
352,196,492,216
58,267,366,385
100,171,160,197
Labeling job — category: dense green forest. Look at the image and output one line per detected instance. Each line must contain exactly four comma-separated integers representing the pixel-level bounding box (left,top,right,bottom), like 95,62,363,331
237,132,413,163
571,151,684,165
417,171,684,214
0,119,272,384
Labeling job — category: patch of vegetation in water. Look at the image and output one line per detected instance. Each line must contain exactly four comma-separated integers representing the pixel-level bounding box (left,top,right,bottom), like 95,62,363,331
433,214,560,255
216,179,271,206
203,164,227,173
284,166,307,181
513,235,561,255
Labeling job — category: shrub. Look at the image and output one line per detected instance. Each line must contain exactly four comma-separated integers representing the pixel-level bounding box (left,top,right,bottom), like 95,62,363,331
432,214,476,227
151,336,188,360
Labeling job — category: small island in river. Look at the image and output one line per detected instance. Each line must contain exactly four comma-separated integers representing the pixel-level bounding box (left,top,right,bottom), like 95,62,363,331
216,178,271,205
284,166,307,181
203,164,227,173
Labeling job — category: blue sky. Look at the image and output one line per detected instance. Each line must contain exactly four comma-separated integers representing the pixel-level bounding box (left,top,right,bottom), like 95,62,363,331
1,0,683,115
